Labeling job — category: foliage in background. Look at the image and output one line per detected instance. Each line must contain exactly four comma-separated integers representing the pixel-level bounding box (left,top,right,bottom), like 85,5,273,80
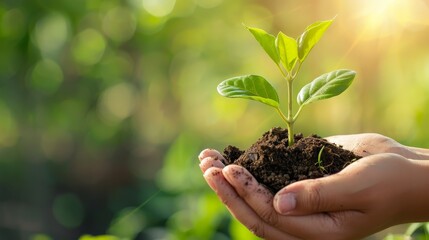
384,223,429,240
0,0,429,239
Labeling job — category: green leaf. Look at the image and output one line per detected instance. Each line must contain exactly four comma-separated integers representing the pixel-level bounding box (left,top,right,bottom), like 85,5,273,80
383,234,412,240
276,32,298,72
79,235,120,240
297,69,356,106
297,19,334,62
406,222,429,237
405,223,425,235
245,25,280,64
217,75,279,108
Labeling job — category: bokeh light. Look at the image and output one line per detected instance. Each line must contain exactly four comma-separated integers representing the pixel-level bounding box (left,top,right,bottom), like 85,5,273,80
52,193,85,229
34,13,69,57
0,100,18,147
102,7,136,43
141,0,176,17
98,83,138,123
72,29,106,66
1,8,26,40
29,59,64,94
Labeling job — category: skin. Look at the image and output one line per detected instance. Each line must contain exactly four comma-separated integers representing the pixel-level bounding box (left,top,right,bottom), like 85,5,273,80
198,133,429,240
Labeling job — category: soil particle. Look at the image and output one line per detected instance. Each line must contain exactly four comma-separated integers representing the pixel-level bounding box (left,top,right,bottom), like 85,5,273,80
223,127,361,193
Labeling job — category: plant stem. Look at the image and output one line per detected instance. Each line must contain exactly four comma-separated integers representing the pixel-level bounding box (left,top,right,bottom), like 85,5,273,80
275,107,294,146
292,105,304,122
286,120,294,146
276,107,289,124
316,146,326,172
286,77,294,146
278,62,303,146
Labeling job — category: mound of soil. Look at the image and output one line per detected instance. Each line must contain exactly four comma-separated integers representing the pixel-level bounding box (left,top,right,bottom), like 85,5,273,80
222,127,362,193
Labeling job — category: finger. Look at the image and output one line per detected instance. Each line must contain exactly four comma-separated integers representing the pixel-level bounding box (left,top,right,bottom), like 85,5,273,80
221,165,366,239
273,156,381,216
198,149,225,162
222,165,279,226
282,209,366,239
204,167,300,240
222,162,365,216
199,157,225,173
274,176,362,215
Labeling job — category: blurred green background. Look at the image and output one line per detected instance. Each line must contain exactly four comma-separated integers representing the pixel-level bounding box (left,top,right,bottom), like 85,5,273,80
0,0,429,239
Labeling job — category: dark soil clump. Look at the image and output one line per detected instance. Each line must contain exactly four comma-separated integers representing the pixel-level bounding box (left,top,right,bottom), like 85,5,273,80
222,127,361,193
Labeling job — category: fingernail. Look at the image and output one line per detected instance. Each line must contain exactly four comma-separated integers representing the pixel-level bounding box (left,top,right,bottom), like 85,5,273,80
274,193,296,214
199,149,217,161
198,150,207,161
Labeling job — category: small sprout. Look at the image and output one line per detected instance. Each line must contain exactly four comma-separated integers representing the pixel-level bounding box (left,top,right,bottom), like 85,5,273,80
217,18,356,146
316,146,327,172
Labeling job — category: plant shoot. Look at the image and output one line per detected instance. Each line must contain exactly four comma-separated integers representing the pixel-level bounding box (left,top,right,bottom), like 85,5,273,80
217,18,356,146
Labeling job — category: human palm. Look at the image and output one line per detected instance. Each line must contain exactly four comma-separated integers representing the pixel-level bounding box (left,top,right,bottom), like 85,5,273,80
199,133,429,240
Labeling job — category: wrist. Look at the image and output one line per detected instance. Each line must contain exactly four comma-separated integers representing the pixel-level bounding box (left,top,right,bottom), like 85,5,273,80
396,159,429,223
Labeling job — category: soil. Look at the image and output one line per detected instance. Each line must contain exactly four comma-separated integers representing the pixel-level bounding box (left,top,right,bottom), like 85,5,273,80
222,127,362,193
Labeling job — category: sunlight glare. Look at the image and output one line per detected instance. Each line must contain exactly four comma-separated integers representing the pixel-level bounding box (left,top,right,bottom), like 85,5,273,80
351,0,429,39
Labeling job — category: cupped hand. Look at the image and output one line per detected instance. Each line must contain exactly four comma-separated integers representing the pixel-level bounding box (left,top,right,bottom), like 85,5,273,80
199,135,429,240
326,133,429,159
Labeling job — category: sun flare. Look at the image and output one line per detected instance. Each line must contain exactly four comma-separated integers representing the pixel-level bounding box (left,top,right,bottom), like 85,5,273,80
351,0,429,39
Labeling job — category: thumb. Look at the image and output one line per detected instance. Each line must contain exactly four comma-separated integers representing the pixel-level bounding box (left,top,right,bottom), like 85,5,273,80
273,170,365,215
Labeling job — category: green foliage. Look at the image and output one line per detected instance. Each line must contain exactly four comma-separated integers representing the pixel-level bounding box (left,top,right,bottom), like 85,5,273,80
52,193,85,228
297,69,356,106
383,234,411,240
276,32,298,72
217,75,279,108
383,222,429,240
246,26,280,64
0,0,237,239
79,235,120,240
218,18,356,145
30,234,53,240
297,19,334,62
157,133,203,193
406,222,429,239
107,207,145,240
230,218,261,240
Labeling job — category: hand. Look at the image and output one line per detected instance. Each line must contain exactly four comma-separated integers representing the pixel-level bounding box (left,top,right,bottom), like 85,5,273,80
199,135,429,240
326,133,429,159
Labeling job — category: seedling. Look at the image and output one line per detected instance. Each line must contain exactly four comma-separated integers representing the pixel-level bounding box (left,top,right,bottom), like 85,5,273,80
316,146,327,172
217,18,356,146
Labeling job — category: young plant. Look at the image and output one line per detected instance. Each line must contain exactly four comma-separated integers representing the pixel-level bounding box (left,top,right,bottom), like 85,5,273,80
217,18,356,146
316,146,327,172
